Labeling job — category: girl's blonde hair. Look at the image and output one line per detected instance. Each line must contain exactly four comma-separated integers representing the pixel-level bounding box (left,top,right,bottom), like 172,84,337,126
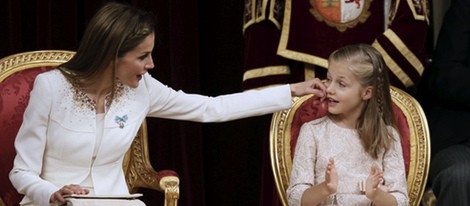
329,44,396,159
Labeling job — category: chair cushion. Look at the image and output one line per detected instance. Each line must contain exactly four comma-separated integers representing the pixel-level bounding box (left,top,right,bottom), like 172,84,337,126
0,66,52,205
290,96,411,176
290,96,327,157
392,104,411,176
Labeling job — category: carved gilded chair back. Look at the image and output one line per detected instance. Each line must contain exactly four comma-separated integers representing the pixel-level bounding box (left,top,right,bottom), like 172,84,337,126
270,86,430,206
0,50,179,206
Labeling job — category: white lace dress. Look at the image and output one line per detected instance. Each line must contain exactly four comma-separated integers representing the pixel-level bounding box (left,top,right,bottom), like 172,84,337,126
287,116,408,206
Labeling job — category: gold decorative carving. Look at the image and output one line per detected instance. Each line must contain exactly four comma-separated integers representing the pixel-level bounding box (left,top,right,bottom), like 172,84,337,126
123,119,180,206
124,120,160,192
0,50,75,81
390,87,430,206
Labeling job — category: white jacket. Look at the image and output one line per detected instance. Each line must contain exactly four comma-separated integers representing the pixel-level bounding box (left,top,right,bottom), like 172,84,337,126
10,69,292,205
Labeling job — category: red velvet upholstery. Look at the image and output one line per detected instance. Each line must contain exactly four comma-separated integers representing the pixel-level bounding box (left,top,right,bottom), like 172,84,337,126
156,170,179,182
289,96,412,176
0,67,53,206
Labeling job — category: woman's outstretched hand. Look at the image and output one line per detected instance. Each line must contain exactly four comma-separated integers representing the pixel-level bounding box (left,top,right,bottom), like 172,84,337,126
50,184,90,204
290,78,326,98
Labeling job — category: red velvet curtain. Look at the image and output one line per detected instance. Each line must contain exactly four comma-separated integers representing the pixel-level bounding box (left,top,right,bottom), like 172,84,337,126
1,0,274,206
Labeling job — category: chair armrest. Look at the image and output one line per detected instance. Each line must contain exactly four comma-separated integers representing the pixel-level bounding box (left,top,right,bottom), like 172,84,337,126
157,170,179,206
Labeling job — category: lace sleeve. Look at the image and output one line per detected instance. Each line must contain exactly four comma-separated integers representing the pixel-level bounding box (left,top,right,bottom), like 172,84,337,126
383,128,409,206
286,123,317,206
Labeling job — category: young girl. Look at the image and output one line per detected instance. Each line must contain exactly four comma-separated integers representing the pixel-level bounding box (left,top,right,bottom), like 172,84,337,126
287,44,408,206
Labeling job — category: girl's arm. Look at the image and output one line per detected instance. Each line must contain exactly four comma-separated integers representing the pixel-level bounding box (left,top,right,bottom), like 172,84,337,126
287,123,337,206
300,158,338,206
366,128,409,206
365,164,399,206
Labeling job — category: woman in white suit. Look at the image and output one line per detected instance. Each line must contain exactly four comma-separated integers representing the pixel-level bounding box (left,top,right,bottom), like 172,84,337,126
9,2,326,206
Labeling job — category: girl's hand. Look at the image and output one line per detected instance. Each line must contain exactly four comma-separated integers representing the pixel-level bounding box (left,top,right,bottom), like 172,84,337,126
324,158,338,194
50,184,90,204
365,163,383,200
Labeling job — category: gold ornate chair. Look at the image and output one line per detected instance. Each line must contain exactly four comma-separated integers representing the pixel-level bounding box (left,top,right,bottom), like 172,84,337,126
0,50,179,206
270,86,430,206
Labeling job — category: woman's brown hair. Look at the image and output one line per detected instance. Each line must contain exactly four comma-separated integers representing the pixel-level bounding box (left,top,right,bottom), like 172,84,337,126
59,2,155,98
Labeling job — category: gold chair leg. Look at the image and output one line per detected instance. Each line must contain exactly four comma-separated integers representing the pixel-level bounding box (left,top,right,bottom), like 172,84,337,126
160,176,180,206
421,188,436,206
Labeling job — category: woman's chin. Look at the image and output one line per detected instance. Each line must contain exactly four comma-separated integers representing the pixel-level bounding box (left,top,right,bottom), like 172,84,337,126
123,80,139,88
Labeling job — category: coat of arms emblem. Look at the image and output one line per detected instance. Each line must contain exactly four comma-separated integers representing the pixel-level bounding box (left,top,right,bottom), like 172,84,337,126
309,0,372,32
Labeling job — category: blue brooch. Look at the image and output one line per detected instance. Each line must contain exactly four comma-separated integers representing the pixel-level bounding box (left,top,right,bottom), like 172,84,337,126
115,115,128,129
